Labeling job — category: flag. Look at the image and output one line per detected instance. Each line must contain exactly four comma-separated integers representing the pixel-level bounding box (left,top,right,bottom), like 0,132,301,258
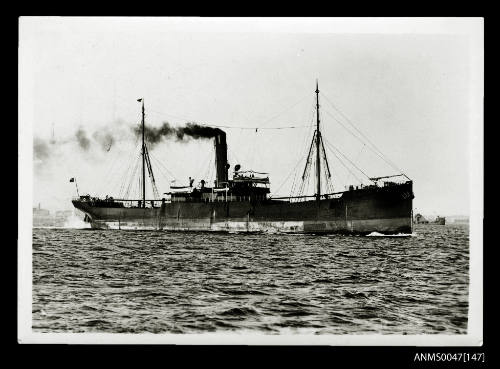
137,98,142,102
69,178,75,182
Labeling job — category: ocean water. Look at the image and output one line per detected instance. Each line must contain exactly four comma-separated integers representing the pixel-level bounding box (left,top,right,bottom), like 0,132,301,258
32,224,469,334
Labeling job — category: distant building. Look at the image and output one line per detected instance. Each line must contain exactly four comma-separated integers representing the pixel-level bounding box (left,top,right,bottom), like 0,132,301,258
55,210,73,218
33,204,54,227
434,216,446,225
33,204,78,228
33,203,50,217
414,213,446,225
414,213,429,224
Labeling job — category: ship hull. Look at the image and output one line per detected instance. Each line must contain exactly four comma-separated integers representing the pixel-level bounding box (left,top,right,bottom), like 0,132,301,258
72,182,413,234
84,217,411,234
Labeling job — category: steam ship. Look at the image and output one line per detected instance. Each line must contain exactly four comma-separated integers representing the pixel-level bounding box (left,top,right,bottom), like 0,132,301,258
72,82,414,234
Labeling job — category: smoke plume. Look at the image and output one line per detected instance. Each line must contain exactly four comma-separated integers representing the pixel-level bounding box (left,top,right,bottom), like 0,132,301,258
75,128,91,150
134,122,224,146
34,137,50,161
33,121,127,169
33,120,220,171
92,130,114,152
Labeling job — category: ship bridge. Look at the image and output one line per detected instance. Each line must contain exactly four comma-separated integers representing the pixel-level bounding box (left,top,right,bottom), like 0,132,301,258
229,170,270,194
164,168,271,203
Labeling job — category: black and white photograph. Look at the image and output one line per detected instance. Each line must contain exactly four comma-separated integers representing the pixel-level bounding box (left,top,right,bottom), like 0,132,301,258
18,17,483,346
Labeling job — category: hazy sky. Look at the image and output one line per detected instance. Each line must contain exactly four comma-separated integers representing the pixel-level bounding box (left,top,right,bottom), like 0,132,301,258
20,17,483,216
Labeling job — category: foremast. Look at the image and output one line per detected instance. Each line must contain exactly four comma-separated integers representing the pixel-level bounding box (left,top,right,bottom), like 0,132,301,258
136,98,159,206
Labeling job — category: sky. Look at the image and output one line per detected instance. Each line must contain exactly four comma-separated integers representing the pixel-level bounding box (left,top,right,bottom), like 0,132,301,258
20,17,483,216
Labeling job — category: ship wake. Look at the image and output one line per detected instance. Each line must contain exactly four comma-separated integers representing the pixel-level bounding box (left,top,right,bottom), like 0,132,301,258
63,215,91,229
366,232,415,237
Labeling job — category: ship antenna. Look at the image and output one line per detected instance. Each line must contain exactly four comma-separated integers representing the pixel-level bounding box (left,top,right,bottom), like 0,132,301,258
315,79,321,203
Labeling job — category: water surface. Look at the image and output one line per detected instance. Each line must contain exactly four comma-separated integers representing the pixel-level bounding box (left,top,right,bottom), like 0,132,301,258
32,224,469,334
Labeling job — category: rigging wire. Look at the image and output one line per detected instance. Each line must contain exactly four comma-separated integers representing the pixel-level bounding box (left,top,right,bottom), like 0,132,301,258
148,154,176,194
323,106,403,178
301,130,317,181
202,146,215,183
144,145,160,199
145,93,314,131
108,139,140,197
94,147,119,195
270,151,309,198
302,161,312,197
325,140,349,190
325,143,363,185
127,155,142,199
346,144,366,185
118,143,141,198
322,162,331,194
289,101,317,198
323,138,371,183
130,154,143,199
320,92,409,179
100,125,141,195
148,154,169,181
148,151,178,180
227,144,241,168
194,146,213,180
123,153,141,199
320,137,334,193
137,173,141,202
296,137,335,197
147,155,165,182
255,93,312,128
206,145,216,185
298,133,316,198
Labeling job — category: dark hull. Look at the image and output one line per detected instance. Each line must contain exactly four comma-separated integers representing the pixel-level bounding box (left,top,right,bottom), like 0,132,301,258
72,182,413,234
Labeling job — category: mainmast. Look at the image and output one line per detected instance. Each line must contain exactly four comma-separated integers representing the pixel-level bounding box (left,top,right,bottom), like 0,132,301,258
140,98,146,208
298,80,332,201
315,80,321,203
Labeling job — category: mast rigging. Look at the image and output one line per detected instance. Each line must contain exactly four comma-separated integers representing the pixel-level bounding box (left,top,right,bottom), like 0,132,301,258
315,80,321,203
297,81,333,200
141,99,146,207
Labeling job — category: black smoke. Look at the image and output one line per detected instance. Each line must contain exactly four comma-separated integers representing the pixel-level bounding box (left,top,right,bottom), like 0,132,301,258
34,137,50,161
33,124,123,167
34,120,218,168
134,122,224,146
75,128,91,150
93,130,114,152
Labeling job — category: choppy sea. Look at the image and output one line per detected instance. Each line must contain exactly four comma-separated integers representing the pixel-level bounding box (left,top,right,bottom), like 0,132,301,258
32,224,469,334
